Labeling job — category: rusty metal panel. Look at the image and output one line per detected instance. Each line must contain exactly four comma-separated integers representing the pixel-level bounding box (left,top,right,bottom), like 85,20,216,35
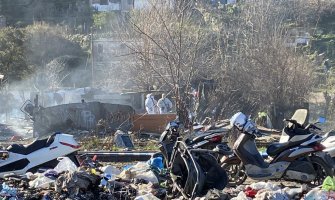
132,113,177,133
33,102,134,136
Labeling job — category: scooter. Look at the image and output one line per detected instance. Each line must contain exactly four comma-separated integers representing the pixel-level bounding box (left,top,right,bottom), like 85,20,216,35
279,109,335,163
0,132,80,177
158,121,231,166
323,131,335,160
157,121,230,199
221,112,334,186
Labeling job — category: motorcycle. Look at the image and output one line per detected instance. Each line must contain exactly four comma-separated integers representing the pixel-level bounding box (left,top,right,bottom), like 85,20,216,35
0,132,80,177
157,121,230,199
221,111,334,186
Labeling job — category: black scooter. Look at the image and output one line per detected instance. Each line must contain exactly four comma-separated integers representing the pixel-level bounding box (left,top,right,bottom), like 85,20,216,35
157,121,230,199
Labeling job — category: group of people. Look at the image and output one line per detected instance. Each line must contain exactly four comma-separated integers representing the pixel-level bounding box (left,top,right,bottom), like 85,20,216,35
145,93,173,114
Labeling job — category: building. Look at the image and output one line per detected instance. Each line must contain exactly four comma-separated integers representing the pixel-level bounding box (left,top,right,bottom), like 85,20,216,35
90,0,170,12
286,28,311,47
91,0,134,12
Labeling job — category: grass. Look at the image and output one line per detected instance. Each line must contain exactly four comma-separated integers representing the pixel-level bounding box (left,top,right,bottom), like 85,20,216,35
79,135,159,151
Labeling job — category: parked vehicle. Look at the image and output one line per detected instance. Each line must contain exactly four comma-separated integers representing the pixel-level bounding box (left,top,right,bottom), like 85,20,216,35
278,109,335,163
157,121,230,199
0,132,80,177
323,130,335,160
221,111,334,186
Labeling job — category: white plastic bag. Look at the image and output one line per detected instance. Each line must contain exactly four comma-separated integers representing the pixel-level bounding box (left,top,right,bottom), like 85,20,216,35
135,193,160,200
100,165,121,180
305,188,328,200
29,174,55,189
119,162,158,184
231,191,252,200
54,157,77,173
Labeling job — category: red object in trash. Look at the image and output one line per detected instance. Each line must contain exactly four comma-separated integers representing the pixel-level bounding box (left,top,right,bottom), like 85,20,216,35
10,135,23,142
245,186,258,198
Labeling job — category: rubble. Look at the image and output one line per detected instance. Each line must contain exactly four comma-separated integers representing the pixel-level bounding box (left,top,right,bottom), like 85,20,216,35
0,151,332,200
0,115,332,200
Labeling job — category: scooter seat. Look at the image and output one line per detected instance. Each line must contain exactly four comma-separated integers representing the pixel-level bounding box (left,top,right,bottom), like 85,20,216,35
267,138,309,157
189,132,220,144
7,138,49,155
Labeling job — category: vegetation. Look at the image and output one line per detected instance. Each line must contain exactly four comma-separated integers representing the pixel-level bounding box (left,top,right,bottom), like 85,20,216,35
0,23,90,88
1,0,335,126
0,0,92,32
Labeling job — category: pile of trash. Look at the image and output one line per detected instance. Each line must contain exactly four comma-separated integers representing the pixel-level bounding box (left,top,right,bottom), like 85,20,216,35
1,152,335,200
0,156,167,200
305,176,335,200
224,182,307,200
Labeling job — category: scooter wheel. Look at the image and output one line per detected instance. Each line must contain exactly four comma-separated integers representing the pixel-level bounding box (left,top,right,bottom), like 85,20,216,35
309,156,334,186
221,162,247,186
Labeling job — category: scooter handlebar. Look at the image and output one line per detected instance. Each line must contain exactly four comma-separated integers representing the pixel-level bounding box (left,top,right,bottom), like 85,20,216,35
305,124,322,131
283,119,298,124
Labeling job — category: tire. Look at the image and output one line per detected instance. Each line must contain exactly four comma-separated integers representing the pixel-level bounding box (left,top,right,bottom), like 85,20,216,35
221,162,247,186
309,156,334,186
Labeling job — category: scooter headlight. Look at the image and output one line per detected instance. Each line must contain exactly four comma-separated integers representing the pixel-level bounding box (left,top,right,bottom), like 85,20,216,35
230,112,247,131
243,120,257,134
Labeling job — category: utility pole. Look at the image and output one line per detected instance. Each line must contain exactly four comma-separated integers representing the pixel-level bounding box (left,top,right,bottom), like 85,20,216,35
91,27,94,87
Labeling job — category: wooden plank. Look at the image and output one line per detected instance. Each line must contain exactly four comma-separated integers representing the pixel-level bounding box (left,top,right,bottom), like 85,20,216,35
131,113,177,133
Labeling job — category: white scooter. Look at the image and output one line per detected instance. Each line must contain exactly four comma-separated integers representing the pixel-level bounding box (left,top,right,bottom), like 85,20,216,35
0,132,80,177
323,131,335,160
280,109,335,163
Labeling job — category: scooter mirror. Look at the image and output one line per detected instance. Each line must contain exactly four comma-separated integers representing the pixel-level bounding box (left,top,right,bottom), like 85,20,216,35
317,116,326,124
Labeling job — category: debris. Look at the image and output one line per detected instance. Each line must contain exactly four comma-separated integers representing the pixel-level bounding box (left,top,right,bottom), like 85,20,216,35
55,170,100,197
322,176,335,191
197,189,230,200
135,193,160,200
114,130,134,149
147,156,163,171
231,191,252,200
54,157,78,173
100,165,121,180
244,187,258,198
304,188,328,200
119,162,158,184
254,189,289,200
29,173,55,189
0,183,17,198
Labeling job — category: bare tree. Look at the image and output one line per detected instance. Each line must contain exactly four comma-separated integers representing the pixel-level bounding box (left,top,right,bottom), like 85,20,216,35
111,0,321,125
117,0,212,125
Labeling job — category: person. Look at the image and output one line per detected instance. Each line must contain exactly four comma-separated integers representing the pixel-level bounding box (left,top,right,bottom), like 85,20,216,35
145,94,158,114
157,93,173,114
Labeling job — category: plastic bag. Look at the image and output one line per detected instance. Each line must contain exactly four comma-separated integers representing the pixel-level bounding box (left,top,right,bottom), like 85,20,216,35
29,175,55,189
54,157,77,173
305,188,328,200
119,162,158,184
135,193,160,200
0,183,17,197
255,189,289,200
147,157,163,170
231,191,252,200
100,165,121,177
250,182,280,191
322,176,335,191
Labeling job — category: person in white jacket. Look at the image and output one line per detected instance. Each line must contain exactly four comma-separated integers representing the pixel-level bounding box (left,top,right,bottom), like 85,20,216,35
145,94,158,114
157,93,173,114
